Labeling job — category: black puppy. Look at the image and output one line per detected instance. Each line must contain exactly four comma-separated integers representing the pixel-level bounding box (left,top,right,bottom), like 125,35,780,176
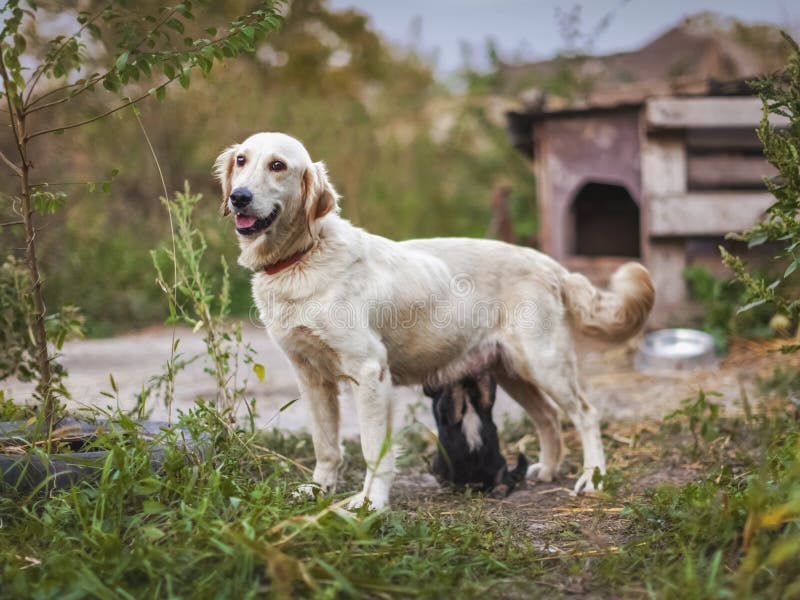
424,373,527,497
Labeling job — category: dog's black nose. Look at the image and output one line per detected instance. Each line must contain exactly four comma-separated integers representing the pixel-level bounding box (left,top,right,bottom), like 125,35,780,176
230,187,253,209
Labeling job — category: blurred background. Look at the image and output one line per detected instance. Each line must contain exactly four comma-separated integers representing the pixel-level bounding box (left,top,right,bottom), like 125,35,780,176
2,0,797,336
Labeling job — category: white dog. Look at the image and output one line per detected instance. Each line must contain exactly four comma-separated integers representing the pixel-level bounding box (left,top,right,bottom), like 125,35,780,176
215,132,654,510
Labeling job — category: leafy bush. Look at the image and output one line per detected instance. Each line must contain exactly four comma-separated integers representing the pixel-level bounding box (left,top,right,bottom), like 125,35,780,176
0,256,81,402
683,266,774,350
722,32,800,349
151,185,263,417
1,0,282,428
0,257,37,384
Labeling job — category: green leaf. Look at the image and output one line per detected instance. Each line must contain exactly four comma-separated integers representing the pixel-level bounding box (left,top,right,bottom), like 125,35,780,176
748,232,769,248
179,68,190,89
592,467,603,489
31,190,67,214
138,59,151,78
156,86,166,101
784,259,799,279
141,526,165,541
253,363,265,382
738,298,768,314
142,500,167,515
166,18,184,34
175,3,192,18
279,398,299,412
133,478,162,495
115,51,129,71
102,74,120,92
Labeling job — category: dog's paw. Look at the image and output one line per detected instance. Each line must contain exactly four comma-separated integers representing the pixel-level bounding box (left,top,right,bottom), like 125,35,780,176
489,484,511,499
526,462,556,482
344,491,389,512
291,483,322,501
312,464,341,492
572,469,604,496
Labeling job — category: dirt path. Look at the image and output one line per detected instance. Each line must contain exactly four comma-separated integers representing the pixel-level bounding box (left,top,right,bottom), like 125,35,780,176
3,325,758,438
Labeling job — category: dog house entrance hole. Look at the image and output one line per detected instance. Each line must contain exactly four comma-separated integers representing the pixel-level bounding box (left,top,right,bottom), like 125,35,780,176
571,182,640,257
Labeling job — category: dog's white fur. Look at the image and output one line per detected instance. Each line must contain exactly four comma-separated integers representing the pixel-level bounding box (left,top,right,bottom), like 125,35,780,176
461,401,483,453
216,132,655,510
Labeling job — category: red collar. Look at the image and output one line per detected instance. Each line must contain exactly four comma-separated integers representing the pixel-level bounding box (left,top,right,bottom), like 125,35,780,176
263,245,314,275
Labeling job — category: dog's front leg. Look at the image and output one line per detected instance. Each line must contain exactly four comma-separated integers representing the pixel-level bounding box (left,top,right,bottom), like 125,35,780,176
297,376,342,496
346,359,395,511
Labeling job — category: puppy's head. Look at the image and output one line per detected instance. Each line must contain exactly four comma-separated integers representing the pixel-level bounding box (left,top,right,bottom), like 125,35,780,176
424,382,467,427
214,132,339,269
465,372,496,415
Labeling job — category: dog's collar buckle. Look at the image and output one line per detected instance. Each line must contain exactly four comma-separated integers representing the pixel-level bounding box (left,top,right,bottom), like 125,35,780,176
263,245,314,275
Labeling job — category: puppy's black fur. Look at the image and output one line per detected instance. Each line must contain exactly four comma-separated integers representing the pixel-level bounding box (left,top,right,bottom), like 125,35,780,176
424,373,527,497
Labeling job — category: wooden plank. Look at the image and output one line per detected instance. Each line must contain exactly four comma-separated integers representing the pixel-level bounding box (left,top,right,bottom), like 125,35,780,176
533,123,556,256
646,97,787,129
648,239,687,324
650,192,774,236
685,128,763,151
641,134,686,197
687,154,776,189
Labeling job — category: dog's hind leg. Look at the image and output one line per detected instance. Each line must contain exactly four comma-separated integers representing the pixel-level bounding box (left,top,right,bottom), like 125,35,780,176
520,349,605,493
496,372,563,482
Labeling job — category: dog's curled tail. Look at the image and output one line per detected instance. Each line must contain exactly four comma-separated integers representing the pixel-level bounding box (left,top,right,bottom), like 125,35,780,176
561,262,655,343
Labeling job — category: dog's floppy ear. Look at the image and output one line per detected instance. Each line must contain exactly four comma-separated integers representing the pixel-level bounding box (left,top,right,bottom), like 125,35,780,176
448,384,467,425
214,145,236,216
302,161,339,233
475,373,496,412
423,383,439,399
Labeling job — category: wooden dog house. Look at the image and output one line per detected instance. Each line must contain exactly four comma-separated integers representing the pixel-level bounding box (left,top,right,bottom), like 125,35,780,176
507,81,781,323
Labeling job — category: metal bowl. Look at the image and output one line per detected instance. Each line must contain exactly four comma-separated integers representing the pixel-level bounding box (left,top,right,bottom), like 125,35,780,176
634,328,718,373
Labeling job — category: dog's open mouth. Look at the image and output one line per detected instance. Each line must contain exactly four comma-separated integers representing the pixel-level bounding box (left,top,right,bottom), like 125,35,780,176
235,205,281,236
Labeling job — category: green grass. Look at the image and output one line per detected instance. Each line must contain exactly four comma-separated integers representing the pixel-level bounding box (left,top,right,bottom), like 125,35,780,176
592,392,800,598
1,388,798,598
0,404,541,598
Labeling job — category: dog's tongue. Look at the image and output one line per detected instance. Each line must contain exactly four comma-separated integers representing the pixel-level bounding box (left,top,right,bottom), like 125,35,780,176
235,214,257,229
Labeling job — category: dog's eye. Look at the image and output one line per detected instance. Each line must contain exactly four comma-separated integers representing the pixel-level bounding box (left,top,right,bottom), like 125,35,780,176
269,160,286,172
235,155,246,167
